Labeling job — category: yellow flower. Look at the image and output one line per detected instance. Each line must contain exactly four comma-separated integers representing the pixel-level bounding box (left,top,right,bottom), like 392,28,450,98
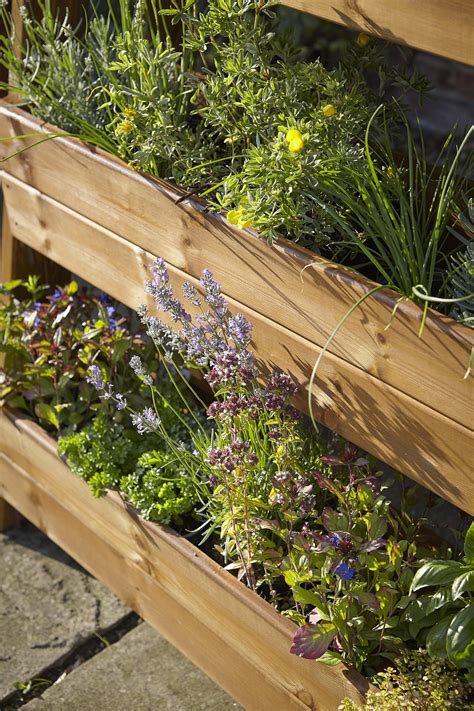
123,106,138,119
288,135,305,153
227,207,251,230
321,104,336,118
286,128,302,143
227,209,241,225
356,33,370,48
116,119,134,136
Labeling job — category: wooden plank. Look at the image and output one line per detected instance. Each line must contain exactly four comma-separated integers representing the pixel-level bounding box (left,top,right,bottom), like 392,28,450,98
0,107,472,432
0,409,370,710
281,0,474,66
3,174,473,514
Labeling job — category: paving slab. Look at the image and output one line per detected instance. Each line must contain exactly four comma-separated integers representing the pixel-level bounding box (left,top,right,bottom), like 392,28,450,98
0,520,128,698
23,622,240,711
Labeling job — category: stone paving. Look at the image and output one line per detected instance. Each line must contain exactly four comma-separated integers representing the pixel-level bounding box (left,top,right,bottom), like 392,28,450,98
0,520,240,711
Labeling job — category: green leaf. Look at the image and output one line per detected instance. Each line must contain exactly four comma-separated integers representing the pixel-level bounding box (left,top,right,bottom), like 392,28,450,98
411,561,462,592
35,403,60,430
426,587,453,615
3,279,23,291
292,585,324,609
446,604,474,670
464,523,474,564
453,570,474,600
426,615,452,658
318,650,343,666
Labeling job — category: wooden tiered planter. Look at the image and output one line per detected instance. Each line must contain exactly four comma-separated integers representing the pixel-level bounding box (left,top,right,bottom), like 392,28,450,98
0,408,369,710
0,2,473,709
0,104,472,515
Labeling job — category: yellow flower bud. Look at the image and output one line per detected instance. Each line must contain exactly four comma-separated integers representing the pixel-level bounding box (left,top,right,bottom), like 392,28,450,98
356,32,370,47
321,104,337,118
286,128,302,144
288,135,305,153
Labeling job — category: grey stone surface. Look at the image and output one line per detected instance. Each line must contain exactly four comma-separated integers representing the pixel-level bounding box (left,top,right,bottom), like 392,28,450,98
23,622,240,711
0,520,128,698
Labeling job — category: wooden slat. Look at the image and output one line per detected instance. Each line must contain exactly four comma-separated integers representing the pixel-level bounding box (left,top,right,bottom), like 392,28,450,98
3,173,473,514
0,409,370,710
281,0,474,66
0,106,472,433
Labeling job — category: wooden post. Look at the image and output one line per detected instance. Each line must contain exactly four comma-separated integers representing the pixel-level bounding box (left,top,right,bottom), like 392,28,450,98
0,497,19,531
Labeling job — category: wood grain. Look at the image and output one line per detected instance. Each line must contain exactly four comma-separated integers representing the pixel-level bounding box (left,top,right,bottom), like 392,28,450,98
281,0,474,66
2,173,473,514
0,106,472,433
0,409,370,710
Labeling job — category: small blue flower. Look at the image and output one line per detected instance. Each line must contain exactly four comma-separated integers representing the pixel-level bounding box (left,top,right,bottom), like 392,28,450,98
329,534,341,547
51,288,63,302
334,562,355,581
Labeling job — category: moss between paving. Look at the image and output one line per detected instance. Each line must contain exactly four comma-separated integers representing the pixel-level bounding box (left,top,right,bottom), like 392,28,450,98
0,520,128,699
23,622,240,711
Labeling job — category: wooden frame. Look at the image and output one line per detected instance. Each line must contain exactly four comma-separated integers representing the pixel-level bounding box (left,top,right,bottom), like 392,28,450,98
0,408,370,710
281,0,474,67
0,105,473,515
0,3,472,708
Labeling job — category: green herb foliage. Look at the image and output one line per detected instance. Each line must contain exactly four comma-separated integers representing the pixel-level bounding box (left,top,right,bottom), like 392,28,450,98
120,449,196,525
340,648,472,710
0,276,150,431
404,522,474,681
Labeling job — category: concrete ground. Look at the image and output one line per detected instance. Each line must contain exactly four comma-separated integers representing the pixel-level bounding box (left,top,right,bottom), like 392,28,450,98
0,519,240,711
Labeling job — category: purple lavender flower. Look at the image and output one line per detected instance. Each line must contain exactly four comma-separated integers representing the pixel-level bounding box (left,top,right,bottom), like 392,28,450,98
334,562,355,581
115,393,128,411
129,355,153,386
228,313,252,348
86,365,105,391
199,269,227,319
146,258,191,323
182,282,202,306
131,407,161,435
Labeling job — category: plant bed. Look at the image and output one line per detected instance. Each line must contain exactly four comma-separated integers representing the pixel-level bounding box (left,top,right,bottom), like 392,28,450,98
0,407,370,710
0,104,473,514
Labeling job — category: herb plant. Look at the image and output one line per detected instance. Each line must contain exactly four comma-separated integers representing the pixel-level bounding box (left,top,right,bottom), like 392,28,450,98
404,522,474,681
340,648,472,710
0,276,150,431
